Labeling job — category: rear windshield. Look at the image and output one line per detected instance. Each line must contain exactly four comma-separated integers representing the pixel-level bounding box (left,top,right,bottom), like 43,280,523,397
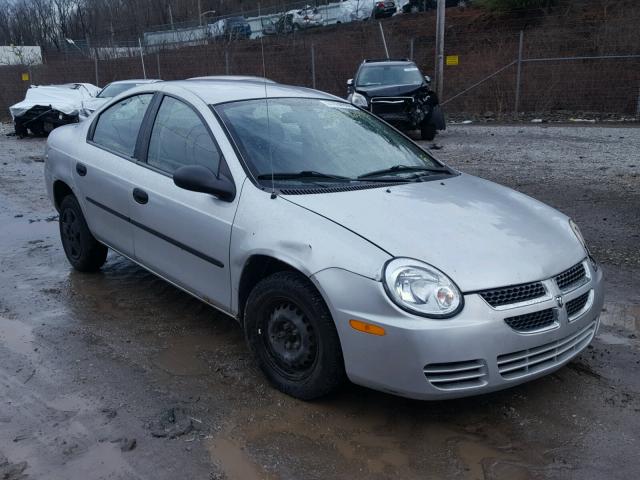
98,83,141,98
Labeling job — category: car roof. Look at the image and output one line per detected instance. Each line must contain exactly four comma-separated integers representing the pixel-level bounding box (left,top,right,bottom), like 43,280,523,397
361,60,416,67
107,79,162,85
157,80,342,105
187,75,276,84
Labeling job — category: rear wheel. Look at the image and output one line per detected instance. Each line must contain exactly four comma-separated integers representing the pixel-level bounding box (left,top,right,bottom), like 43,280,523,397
244,271,345,400
59,195,108,272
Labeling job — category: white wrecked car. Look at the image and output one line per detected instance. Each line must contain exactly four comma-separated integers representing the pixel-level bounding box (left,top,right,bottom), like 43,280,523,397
10,83,100,137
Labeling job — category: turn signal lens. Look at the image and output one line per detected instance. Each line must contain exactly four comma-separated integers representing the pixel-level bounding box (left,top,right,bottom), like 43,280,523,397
349,319,386,336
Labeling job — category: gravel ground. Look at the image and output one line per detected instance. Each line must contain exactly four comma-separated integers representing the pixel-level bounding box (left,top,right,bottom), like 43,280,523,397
0,123,638,480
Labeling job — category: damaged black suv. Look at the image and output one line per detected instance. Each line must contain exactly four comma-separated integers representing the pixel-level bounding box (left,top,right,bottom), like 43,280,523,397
347,59,445,141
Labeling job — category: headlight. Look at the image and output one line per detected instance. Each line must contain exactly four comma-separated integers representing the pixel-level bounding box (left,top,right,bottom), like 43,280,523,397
350,92,368,108
383,258,463,318
569,219,590,255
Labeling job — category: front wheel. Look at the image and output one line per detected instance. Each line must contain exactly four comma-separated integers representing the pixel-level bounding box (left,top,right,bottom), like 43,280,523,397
244,271,345,400
59,195,108,272
421,122,437,141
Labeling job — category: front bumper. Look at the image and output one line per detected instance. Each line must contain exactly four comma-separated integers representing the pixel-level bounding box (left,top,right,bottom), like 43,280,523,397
312,260,604,400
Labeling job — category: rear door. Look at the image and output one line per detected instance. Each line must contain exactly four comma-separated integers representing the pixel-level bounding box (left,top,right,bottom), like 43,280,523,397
127,94,237,311
79,93,154,256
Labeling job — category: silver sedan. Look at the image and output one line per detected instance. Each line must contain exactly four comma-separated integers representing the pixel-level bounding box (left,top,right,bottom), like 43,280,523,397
44,79,604,400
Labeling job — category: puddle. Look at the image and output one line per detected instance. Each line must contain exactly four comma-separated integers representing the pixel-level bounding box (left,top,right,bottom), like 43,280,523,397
208,437,266,480
153,336,213,376
0,316,35,356
597,332,635,346
600,302,640,333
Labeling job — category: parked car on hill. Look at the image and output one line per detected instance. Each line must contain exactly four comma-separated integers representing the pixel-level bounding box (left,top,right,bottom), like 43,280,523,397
45,78,603,401
336,0,397,23
401,0,470,13
209,16,252,39
81,79,162,118
347,58,445,140
270,6,324,34
10,83,100,137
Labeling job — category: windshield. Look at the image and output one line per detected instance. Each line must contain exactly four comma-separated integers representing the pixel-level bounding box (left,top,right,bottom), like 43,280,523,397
97,83,141,98
215,98,444,184
356,64,424,87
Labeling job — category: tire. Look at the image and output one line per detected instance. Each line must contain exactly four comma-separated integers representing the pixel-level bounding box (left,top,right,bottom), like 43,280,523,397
14,121,28,137
59,195,108,272
244,271,345,400
421,122,437,141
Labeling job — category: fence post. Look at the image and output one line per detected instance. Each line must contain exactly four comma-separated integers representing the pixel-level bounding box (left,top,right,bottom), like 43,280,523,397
138,37,147,79
409,38,414,60
311,44,316,89
156,52,161,78
94,49,99,86
225,49,230,75
514,30,524,115
636,84,640,118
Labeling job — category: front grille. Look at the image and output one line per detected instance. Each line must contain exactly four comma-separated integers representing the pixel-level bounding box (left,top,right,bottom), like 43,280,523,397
497,321,597,380
370,97,413,115
555,262,587,291
423,359,488,391
504,308,556,332
566,291,590,318
479,282,546,307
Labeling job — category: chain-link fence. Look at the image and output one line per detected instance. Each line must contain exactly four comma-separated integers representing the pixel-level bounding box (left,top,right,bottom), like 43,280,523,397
2,6,639,122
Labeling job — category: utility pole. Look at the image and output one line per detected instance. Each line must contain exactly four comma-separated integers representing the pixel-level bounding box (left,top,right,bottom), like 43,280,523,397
434,0,445,99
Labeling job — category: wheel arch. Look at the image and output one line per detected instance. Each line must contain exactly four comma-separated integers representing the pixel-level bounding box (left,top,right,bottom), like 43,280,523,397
53,180,75,212
236,254,325,325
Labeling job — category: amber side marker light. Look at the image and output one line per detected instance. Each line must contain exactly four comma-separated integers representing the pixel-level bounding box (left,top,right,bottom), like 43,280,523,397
349,319,386,336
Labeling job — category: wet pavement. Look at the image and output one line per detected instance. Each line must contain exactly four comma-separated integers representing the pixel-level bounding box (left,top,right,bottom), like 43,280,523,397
0,123,639,479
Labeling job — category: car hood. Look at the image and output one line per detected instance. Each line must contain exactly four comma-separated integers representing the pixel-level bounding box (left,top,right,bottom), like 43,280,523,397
285,174,585,291
356,83,427,98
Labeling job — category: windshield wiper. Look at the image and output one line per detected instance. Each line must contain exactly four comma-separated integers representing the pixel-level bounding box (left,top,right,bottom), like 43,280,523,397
256,171,353,181
357,164,450,180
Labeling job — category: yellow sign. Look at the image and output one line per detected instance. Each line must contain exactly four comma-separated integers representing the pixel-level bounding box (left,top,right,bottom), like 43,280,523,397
446,55,459,66
21,72,30,81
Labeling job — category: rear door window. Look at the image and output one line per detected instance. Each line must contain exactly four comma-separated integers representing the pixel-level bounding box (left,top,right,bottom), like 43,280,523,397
92,94,153,157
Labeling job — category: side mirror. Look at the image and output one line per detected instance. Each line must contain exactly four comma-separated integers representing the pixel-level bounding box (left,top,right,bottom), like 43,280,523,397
173,165,236,202
347,78,354,86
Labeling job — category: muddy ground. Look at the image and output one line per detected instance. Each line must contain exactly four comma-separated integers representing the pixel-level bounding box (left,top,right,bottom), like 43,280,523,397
0,123,638,480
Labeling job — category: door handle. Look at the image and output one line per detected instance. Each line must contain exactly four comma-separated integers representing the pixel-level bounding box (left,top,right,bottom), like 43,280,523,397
76,163,87,176
132,188,148,205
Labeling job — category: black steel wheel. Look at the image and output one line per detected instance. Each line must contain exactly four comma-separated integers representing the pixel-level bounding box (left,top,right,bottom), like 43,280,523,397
59,195,108,272
421,122,437,141
244,271,345,399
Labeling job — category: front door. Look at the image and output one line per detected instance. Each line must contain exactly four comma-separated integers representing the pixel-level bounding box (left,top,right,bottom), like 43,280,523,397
128,95,237,311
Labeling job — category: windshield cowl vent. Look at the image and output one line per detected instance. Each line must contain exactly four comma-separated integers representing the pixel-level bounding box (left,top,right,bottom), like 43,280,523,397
278,182,406,195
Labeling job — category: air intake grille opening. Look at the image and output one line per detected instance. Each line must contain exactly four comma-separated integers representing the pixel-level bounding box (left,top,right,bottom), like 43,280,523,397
479,282,546,307
566,291,590,318
423,359,488,391
504,308,556,332
555,263,587,291
497,321,596,380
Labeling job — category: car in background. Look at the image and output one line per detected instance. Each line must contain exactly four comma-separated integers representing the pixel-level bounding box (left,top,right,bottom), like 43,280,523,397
81,79,162,118
336,0,375,23
271,6,324,34
373,0,397,18
401,0,470,13
10,83,100,137
209,16,252,39
347,58,445,140
188,75,276,83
